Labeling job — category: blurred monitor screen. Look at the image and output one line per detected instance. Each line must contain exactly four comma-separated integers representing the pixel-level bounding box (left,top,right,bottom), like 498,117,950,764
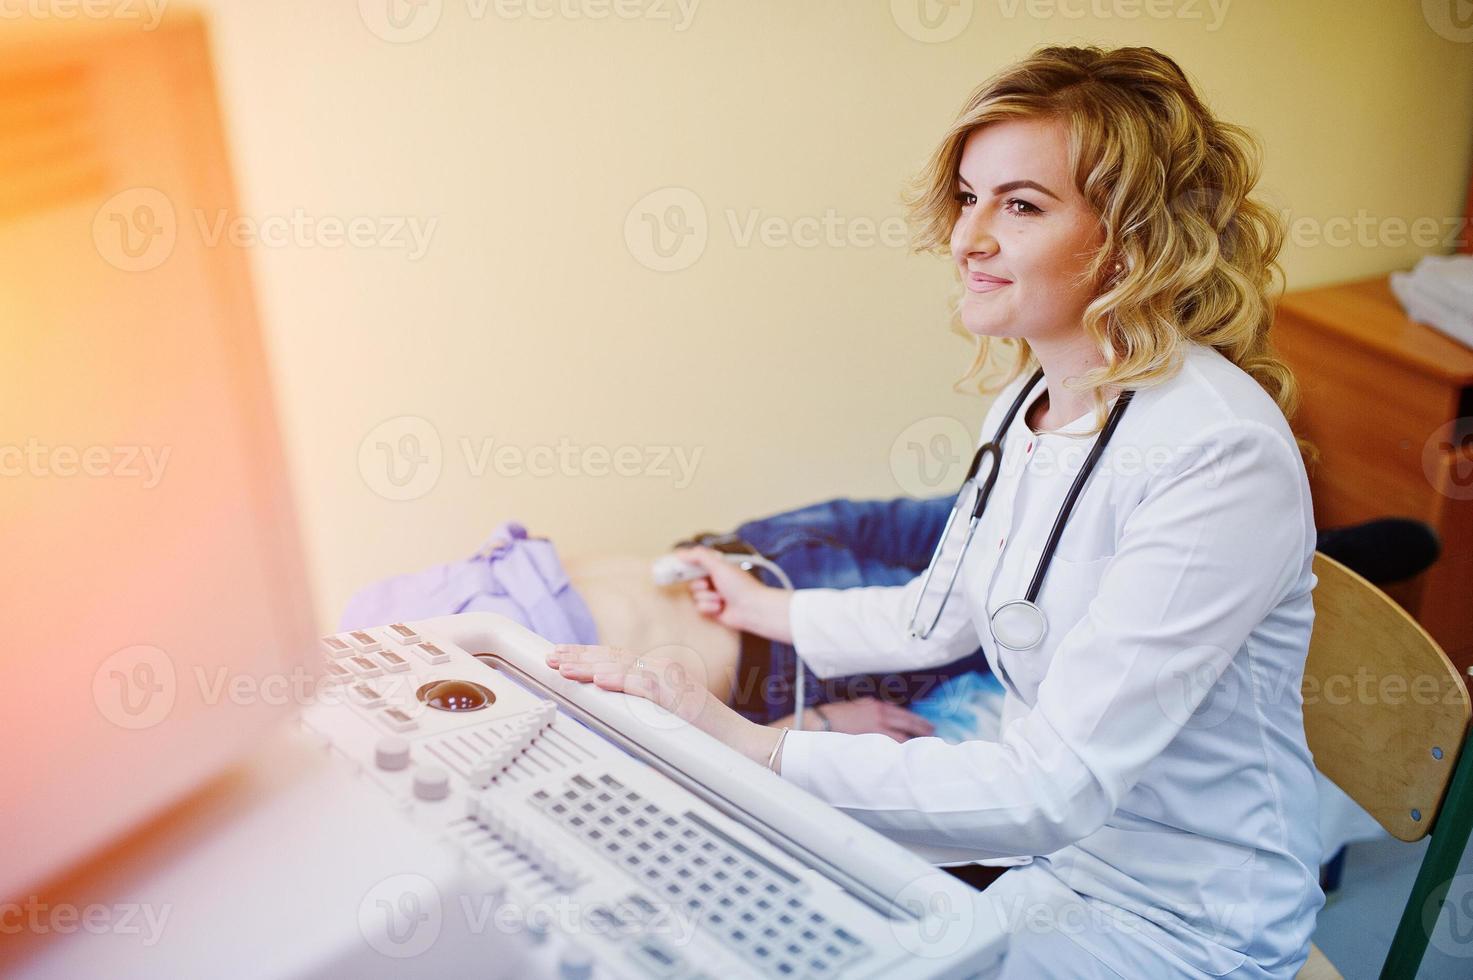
0,12,316,900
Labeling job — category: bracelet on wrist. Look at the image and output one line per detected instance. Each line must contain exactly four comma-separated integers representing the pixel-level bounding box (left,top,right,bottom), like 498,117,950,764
766,727,789,771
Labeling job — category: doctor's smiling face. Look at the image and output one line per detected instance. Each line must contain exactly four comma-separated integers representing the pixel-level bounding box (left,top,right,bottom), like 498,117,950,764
949,117,1108,344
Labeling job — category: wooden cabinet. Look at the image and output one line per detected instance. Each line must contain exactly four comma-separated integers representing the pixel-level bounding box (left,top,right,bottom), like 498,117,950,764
1274,276,1473,680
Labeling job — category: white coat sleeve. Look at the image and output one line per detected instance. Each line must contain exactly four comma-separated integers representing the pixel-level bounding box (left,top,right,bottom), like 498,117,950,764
779,420,1312,857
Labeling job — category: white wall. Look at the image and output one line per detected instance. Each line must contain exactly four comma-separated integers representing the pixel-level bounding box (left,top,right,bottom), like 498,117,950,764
189,0,1473,627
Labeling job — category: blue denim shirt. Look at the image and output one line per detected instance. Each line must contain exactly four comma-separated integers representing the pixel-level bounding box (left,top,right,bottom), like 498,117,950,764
729,496,991,722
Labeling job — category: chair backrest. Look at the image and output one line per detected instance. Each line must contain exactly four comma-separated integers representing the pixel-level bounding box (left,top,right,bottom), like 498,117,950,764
1302,552,1472,841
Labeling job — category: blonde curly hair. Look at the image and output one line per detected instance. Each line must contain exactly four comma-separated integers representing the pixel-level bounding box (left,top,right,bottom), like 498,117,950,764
907,45,1311,459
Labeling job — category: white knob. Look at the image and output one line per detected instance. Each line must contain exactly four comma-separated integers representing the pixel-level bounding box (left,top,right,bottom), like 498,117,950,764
375,736,411,771
558,942,594,979
412,766,450,801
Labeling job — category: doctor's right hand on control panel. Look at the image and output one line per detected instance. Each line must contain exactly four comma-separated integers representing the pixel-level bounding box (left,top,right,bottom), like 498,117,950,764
676,546,796,645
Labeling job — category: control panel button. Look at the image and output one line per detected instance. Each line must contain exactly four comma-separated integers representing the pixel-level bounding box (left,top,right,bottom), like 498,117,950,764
387,622,421,645
628,936,684,977
374,649,412,673
349,682,386,708
413,641,451,665
525,910,550,945
379,706,419,733
375,736,411,770
558,942,594,980
320,635,354,658
346,630,382,653
412,766,449,801
347,655,383,678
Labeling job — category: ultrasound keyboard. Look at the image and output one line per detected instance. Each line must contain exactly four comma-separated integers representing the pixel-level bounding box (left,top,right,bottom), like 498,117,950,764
302,613,1006,979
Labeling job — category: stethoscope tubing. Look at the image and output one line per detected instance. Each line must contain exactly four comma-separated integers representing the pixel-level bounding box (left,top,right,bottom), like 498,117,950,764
1021,383,1135,603
907,367,1134,642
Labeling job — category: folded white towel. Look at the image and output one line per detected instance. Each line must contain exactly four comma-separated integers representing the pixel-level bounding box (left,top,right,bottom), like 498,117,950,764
1412,253,1473,303
1390,255,1473,350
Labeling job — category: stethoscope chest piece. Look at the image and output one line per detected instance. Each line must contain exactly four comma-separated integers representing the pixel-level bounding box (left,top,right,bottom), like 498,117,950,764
989,598,1048,651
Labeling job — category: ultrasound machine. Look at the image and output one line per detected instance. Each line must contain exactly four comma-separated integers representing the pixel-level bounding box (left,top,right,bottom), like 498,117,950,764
0,12,1005,979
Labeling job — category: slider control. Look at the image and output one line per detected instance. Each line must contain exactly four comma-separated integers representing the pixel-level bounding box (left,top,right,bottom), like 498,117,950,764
468,793,581,891
468,701,559,789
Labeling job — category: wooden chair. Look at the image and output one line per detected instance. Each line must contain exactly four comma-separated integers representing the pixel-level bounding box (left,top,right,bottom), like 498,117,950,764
1296,553,1473,979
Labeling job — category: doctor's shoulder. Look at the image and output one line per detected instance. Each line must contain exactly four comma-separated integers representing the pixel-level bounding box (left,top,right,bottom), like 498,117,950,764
1123,346,1317,549
1147,343,1310,472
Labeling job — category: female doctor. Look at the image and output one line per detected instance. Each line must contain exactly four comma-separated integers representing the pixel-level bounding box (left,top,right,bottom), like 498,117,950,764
550,45,1325,979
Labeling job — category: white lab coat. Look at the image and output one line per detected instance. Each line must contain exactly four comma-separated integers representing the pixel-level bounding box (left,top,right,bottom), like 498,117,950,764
781,343,1325,978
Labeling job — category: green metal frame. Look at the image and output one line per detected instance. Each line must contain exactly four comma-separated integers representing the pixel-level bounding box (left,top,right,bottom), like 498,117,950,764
1380,719,1473,979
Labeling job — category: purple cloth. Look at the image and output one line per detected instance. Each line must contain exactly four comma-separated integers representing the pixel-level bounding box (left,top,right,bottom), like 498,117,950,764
338,521,598,644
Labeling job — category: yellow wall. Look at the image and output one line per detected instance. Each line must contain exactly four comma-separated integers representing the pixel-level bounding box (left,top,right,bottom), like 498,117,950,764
188,0,1473,628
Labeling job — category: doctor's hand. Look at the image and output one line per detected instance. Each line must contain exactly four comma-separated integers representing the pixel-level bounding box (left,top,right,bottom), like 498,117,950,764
546,644,783,766
676,546,795,644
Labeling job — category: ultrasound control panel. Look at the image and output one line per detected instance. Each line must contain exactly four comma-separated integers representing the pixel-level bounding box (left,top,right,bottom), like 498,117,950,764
302,613,1004,979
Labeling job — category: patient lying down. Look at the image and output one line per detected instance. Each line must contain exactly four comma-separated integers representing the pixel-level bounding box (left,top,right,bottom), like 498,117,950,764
563,554,939,742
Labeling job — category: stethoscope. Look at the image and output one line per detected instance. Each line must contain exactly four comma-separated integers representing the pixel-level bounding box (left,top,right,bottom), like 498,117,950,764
907,367,1135,651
